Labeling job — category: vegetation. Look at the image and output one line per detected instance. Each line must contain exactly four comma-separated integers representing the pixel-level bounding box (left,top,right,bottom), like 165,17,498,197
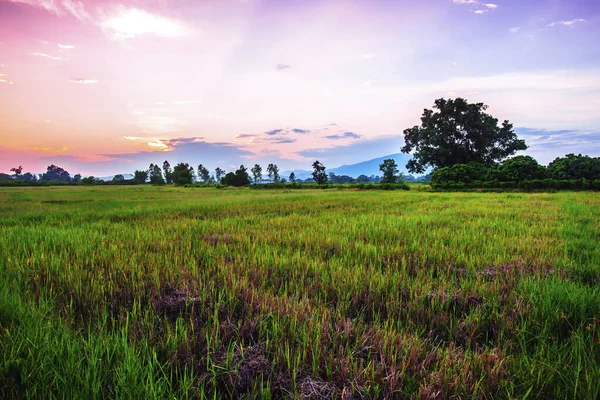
312,160,328,184
0,186,599,398
379,159,401,184
401,98,527,173
432,154,600,190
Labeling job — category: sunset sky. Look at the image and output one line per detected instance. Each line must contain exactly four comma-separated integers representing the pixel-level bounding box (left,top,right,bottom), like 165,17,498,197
0,0,599,176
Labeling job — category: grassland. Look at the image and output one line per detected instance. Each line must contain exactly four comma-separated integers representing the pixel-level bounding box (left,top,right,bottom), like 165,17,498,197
1,186,599,399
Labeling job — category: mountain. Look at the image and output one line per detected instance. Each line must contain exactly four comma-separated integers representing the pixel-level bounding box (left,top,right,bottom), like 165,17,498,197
95,173,133,181
284,153,413,180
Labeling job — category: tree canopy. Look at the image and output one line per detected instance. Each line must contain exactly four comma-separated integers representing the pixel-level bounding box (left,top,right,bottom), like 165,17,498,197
312,160,328,184
401,98,527,173
379,159,400,183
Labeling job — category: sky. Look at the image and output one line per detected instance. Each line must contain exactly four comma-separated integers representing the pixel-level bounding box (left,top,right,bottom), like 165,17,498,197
0,0,599,176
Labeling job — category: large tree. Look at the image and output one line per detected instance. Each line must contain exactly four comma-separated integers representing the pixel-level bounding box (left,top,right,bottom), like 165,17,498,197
401,98,527,174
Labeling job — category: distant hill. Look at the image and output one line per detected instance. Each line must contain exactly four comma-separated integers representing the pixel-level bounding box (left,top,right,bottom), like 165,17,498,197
285,153,414,180
95,173,133,181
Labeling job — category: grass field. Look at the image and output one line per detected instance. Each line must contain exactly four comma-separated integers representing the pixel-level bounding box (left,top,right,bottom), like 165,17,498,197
1,186,599,399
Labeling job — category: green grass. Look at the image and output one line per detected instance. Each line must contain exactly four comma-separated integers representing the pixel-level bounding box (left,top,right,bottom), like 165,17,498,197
1,186,599,398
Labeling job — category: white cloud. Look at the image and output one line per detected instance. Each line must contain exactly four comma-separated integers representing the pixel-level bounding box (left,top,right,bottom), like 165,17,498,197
100,8,192,40
69,78,97,84
133,111,145,115
172,100,201,105
31,52,64,60
547,19,585,27
4,0,89,20
474,10,487,14
452,0,478,4
57,44,74,49
60,0,90,21
509,27,520,33
484,3,497,8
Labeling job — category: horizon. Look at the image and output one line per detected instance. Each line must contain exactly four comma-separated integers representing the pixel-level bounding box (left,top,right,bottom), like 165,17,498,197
1,0,599,176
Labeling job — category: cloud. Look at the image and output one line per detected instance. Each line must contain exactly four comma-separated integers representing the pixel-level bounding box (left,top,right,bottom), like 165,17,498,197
516,127,600,164
69,78,97,84
57,44,74,49
101,8,192,40
235,134,257,139
324,131,362,140
262,137,296,144
297,135,404,166
362,53,378,60
172,100,201,105
547,19,585,27
451,0,498,13
3,0,90,20
276,64,291,71
265,129,284,136
61,0,90,21
291,128,310,134
509,27,520,33
31,52,63,60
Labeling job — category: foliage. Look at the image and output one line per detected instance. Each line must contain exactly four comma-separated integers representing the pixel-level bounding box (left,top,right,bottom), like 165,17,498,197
133,170,149,184
312,160,328,184
288,172,296,183
431,162,489,184
197,164,210,184
215,167,225,183
172,163,194,185
148,164,165,185
547,153,600,180
379,159,401,183
490,155,547,182
267,163,280,183
251,164,262,184
162,161,173,184
40,164,72,182
401,98,527,173
113,174,125,182
221,165,250,186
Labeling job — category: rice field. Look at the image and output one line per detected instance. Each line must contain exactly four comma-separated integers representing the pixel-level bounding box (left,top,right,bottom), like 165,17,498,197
1,186,599,399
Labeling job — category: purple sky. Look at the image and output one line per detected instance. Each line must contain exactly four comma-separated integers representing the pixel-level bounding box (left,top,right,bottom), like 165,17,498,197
0,0,599,176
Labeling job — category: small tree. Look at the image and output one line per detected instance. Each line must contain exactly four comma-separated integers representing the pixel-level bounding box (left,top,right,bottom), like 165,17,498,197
222,165,250,186
379,159,400,183
251,164,263,184
401,98,527,173
148,164,165,184
493,155,547,182
197,164,210,183
163,160,173,184
215,167,225,183
289,172,296,183
547,154,600,180
267,163,280,183
113,174,125,182
133,170,148,184
72,174,81,183
172,163,194,185
312,160,328,184
10,166,23,179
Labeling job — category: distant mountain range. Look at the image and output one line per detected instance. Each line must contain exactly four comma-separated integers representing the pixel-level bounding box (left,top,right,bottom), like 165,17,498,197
284,153,414,180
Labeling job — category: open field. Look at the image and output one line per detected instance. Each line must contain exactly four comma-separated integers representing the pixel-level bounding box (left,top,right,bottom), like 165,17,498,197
1,186,599,399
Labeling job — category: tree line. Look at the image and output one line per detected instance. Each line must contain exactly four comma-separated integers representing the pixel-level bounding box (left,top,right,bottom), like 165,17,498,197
0,158,408,187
